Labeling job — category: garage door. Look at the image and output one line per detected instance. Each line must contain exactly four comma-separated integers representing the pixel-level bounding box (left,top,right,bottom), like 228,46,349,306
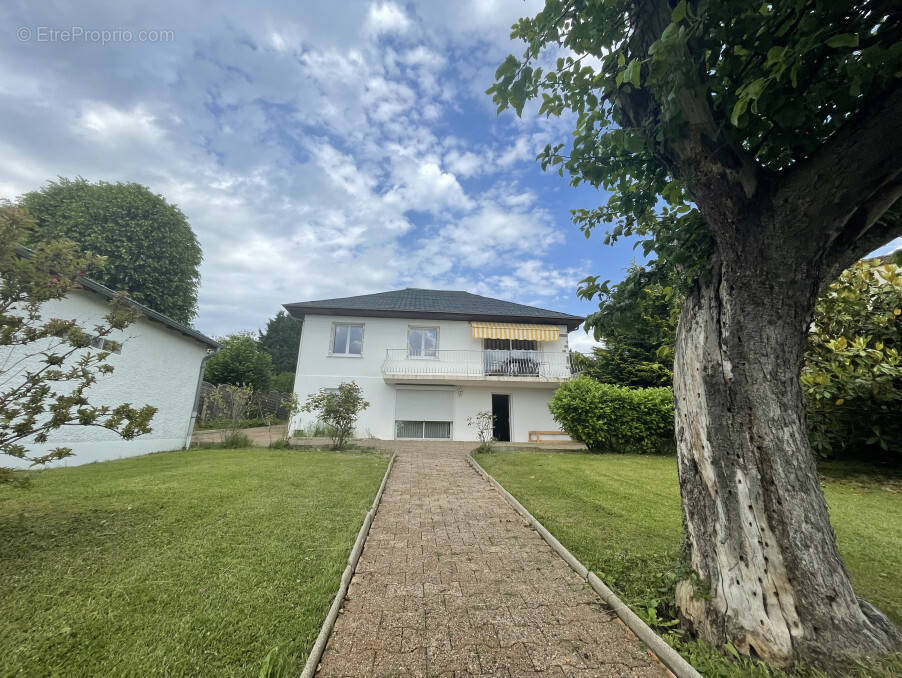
395,388,453,439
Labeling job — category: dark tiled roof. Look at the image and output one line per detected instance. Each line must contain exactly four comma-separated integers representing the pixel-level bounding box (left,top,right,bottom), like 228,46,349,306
284,288,584,331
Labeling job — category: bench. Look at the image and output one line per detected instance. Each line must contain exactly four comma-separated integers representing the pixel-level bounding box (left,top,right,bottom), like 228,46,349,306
528,430,571,442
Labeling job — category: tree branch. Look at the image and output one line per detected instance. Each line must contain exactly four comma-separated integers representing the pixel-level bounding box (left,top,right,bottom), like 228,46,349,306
822,194,902,284
777,85,902,257
619,0,768,232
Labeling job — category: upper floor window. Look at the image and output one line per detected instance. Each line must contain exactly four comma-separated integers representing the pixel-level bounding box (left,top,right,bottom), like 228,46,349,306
331,323,363,356
484,338,537,351
408,327,438,357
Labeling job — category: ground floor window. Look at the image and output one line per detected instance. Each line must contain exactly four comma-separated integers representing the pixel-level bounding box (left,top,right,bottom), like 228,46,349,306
396,421,452,439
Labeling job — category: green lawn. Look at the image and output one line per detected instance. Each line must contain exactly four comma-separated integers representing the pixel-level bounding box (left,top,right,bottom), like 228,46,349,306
475,451,902,675
0,448,388,677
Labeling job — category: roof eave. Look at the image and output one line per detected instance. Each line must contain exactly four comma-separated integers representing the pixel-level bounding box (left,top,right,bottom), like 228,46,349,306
76,277,221,350
14,245,220,350
283,304,585,332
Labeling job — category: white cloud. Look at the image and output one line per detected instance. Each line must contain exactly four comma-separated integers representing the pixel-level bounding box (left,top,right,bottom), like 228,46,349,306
568,327,602,354
444,149,485,178
0,0,601,337
366,2,412,35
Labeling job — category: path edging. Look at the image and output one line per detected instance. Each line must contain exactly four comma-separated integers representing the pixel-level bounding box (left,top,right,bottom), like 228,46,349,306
299,451,397,678
467,452,702,678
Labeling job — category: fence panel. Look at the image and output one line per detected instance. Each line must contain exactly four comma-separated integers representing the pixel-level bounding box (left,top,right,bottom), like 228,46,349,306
197,382,292,425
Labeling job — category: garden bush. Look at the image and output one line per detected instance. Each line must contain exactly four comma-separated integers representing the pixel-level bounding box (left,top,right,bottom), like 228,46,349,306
549,377,674,454
803,259,902,461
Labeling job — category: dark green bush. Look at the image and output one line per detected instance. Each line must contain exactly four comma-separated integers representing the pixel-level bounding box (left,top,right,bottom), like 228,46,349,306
549,377,674,454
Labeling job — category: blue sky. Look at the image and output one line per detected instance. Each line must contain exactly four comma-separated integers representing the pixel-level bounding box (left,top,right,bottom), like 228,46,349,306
3,2,897,350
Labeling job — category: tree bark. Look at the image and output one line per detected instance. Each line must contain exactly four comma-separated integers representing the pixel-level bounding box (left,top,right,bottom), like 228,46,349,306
673,247,901,667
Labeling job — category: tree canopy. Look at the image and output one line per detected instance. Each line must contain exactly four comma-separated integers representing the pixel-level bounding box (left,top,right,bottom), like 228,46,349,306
258,311,301,374
490,1,902,288
574,264,677,387
20,178,203,325
204,333,274,392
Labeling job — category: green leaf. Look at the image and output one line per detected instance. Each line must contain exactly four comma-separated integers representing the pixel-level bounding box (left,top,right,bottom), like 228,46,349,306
765,46,785,67
825,33,859,48
671,0,687,23
730,98,748,126
625,59,642,88
494,54,520,80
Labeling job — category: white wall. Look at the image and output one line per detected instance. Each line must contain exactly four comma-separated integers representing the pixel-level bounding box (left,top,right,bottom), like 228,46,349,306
290,314,567,441
3,289,211,468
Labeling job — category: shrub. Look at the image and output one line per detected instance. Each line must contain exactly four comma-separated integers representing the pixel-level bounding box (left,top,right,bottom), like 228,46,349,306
549,377,674,454
220,431,252,449
270,371,295,393
301,382,369,450
467,410,495,446
803,259,902,460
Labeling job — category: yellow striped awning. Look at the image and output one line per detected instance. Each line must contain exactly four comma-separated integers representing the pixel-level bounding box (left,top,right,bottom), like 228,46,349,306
471,322,560,342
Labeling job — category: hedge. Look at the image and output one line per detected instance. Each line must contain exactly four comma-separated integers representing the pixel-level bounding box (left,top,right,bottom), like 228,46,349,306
549,377,675,454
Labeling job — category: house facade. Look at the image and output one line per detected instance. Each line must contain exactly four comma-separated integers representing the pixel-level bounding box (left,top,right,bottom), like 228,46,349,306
284,288,583,442
4,277,219,468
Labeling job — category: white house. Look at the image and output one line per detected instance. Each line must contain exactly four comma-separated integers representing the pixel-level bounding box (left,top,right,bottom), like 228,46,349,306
4,275,220,468
284,288,584,442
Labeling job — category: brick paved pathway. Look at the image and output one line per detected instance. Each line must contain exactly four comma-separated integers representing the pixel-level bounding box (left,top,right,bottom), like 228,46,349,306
316,442,668,678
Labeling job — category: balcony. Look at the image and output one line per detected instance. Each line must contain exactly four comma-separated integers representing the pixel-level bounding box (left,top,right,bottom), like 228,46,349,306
382,349,573,385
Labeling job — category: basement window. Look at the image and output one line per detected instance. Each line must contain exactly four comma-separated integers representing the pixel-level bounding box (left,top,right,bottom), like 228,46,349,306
396,421,452,439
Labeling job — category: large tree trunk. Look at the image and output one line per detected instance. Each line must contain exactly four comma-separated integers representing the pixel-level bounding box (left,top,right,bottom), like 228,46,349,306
673,252,901,667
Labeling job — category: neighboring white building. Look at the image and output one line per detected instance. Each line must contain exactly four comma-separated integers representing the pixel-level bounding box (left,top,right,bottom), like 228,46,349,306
4,276,219,468
284,288,584,443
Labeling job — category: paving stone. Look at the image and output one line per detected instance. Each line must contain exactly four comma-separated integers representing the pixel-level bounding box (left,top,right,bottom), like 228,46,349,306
315,442,666,677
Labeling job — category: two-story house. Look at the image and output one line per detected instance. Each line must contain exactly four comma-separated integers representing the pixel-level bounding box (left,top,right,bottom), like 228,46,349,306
283,288,584,442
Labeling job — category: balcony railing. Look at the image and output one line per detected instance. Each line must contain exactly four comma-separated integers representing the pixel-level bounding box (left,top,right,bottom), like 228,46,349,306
382,349,573,381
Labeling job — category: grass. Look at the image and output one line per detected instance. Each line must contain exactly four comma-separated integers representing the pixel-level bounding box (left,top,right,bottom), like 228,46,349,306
475,451,902,677
0,447,389,677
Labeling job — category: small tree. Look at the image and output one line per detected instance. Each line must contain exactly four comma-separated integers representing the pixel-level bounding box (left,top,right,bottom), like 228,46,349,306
266,392,301,449
1,206,156,482
202,383,253,448
467,410,496,451
301,382,369,450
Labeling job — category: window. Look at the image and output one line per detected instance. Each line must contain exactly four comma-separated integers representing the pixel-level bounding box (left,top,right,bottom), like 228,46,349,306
331,324,363,355
408,327,438,357
396,421,452,439
484,338,537,351
90,336,122,354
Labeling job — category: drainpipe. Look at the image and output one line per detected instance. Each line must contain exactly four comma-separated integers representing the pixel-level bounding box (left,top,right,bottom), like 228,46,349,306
185,348,217,449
